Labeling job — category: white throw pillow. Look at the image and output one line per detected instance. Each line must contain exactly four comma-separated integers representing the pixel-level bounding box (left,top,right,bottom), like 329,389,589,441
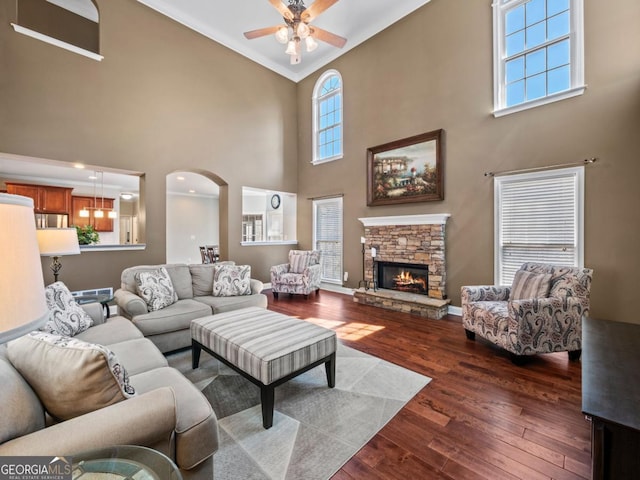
7,331,135,421
212,264,252,297
43,282,93,336
135,267,178,311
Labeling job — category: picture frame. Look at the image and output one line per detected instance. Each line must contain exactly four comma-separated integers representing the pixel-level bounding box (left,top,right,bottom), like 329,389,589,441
367,129,444,206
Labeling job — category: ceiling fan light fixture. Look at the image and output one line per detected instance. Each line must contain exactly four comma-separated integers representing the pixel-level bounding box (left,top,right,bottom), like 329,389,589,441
296,22,310,39
305,35,318,52
275,25,289,44
285,38,297,56
290,53,301,65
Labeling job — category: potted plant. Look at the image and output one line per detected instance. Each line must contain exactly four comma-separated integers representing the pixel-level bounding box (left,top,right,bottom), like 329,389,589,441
75,225,100,245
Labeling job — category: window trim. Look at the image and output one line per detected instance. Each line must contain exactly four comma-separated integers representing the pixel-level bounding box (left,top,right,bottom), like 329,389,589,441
493,166,585,285
492,0,585,117
312,196,343,284
312,69,343,165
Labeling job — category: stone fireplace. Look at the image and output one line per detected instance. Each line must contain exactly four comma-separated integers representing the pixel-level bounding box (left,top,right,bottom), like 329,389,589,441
354,214,451,319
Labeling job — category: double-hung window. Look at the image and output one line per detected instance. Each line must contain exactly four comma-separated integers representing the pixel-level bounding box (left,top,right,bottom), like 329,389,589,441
493,0,585,116
312,70,343,164
313,196,343,284
494,167,584,285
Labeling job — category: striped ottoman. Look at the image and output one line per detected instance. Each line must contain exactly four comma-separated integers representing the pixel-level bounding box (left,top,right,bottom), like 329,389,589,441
191,306,337,429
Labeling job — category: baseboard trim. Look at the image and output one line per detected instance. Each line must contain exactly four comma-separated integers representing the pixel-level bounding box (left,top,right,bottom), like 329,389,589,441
448,305,462,317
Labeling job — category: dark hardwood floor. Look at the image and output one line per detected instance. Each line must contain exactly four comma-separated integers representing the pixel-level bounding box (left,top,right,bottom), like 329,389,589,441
266,290,591,480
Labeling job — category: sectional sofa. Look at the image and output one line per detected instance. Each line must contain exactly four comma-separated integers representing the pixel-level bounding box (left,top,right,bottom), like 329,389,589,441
0,302,218,480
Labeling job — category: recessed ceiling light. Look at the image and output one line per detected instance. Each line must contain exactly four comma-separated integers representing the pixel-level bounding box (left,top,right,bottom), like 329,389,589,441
177,176,185,181
88,175,97,180
74,163,85,169
189,189,195,193
120,192,134,200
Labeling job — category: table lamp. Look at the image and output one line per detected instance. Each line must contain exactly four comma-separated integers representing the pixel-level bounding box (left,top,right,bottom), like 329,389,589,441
36,228,81,283
0,194,49,343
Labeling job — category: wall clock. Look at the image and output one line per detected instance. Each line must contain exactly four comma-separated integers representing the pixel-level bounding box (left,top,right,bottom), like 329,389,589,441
270,194,281,209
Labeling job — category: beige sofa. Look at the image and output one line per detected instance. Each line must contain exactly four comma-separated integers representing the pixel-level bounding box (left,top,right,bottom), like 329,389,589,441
114,263,268,353
0,302,218,480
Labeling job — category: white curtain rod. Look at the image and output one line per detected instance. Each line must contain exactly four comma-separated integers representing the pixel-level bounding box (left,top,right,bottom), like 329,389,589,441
484,158,598,177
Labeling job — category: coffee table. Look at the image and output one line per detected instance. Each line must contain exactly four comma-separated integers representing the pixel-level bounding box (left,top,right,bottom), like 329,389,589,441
72,445,182,479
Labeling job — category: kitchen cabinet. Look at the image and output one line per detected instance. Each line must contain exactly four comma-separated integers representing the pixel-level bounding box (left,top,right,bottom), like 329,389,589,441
72,196,115,232
6,182,72,214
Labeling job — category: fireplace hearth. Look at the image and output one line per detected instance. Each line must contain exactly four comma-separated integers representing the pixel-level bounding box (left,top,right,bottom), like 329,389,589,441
377,261,429,295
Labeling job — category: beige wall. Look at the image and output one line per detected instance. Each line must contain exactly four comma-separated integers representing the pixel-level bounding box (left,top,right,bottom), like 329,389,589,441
2,0,639,323
0,0,298,291
297,0,640,323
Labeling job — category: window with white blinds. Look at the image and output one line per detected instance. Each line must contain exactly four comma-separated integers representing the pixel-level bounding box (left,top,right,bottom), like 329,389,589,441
313,196,343,284
494,166,584,285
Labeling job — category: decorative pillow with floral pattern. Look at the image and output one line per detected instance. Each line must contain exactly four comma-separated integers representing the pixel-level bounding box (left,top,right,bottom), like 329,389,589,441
134,267,178,311
212,264,252,297
42,281,93,336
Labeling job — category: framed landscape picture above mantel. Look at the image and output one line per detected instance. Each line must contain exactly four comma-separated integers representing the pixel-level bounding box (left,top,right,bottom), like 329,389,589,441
367,129,444,206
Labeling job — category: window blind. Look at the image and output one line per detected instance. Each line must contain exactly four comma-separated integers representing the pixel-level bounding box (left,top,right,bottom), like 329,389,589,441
495,167,583,285
313,197,343,283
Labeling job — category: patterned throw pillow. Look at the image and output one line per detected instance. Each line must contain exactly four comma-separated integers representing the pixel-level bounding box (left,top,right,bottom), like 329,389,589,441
135,267,178,311
212,264,252,297
289,253,311,274
43,282,93,336
510,270,553,300
7,331,135,421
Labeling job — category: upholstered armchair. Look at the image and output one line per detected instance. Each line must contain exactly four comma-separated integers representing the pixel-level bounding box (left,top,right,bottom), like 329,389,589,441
270,250,322,299
461,263,593,364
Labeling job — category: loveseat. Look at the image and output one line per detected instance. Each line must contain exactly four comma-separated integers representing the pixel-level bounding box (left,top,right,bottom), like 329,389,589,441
0,302,219,480
114,263,268,353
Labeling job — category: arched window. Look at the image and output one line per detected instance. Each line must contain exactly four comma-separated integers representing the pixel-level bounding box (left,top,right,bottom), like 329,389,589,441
312,70,343,165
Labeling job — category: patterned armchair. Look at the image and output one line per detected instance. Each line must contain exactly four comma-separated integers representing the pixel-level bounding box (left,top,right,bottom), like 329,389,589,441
461,263,593,364
270,250,322,299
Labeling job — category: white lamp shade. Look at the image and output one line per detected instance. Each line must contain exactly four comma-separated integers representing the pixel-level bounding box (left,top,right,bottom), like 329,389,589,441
0,194,49,343
37,228,81,256
93,209,104,218
275,25,289,44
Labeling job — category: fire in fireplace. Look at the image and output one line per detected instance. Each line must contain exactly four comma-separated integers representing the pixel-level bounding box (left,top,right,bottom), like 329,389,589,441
376,261,429,295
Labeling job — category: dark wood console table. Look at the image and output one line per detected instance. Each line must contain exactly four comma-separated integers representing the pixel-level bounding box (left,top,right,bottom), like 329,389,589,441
582,317,640,480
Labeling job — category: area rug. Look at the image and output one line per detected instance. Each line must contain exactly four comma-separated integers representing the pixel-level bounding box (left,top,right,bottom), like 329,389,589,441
167,342,431,480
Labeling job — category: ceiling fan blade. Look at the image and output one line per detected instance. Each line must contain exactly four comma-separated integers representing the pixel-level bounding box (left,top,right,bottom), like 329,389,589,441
310,26,347,48
269,0,294,21
301,0,339,22
244,25,281,39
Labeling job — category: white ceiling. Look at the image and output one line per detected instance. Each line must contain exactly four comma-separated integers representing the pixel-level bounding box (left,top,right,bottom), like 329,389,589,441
134,0,431,82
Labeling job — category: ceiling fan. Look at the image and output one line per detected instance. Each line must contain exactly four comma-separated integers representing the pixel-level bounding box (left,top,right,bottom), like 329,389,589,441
244,0,347,65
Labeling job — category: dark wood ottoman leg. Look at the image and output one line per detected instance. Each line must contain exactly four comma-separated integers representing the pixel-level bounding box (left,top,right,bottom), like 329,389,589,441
325,352,336,388
261,385,275,429
192,340,202,369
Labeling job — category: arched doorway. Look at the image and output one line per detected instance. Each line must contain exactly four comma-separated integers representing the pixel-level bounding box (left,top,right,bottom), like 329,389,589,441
166,170,226,264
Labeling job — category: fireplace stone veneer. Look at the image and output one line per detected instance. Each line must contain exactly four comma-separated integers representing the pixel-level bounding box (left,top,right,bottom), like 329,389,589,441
354,214,451,319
